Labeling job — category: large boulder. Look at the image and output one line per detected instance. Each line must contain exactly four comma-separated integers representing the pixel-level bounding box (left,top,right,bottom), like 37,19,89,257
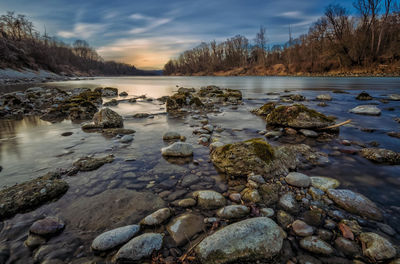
195,217,284,264
326,189,382,220
360,148,400,165
93,108,123,128
266,104,334,129
359,232,397,261
211,139,329,178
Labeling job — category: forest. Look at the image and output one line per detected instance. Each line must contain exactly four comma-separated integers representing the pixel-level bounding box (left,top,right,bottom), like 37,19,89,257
0,12,154,76
164,0,400,76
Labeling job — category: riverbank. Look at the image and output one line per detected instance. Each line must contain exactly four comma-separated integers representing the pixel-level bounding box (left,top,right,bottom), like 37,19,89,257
0,78,399,263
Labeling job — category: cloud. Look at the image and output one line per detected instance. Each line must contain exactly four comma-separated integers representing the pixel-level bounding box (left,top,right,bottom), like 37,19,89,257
129,17,172,34
130,13,152,20
281,11,302,17
57,23,105,39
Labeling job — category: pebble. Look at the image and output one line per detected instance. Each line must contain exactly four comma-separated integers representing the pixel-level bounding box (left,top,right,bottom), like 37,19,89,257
141,208,171,226
91,225,140,251
285,172,311,187
193,190,226,209
300,236,334,255
292,220,314,236
113,233,163,262
216,205,250,219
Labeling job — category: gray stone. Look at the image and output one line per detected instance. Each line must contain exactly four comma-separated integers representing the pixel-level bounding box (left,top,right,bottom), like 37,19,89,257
161,142,193,157
177,198,196,208
141,208,171,226
300,236,334,255
285,172,311,187
278,192,299,213
360,148,400,165
216,205,250,219
316,94,332,101
167,213,204,246
195,217,284,264
300,129,318,138
334,237,360,257
30,217,65,236
113,233,163,262
193,190,226,209
350,105,381,116
248,174,266,184
310,177,340,192
163,131,181,140
359,232,397,261
292,220,314,236
181,174,200,187
388,94,400,101
91,225,140,251
93,108,123,128
260,208,274,217
120,135,133,143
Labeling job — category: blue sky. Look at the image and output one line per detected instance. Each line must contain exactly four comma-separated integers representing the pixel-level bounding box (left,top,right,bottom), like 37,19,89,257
0,0,355,69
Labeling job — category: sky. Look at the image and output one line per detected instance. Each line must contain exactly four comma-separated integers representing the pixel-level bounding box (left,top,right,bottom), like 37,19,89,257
0,0,355,69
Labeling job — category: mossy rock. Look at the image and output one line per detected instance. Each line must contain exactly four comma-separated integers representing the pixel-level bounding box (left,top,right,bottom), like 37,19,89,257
266,104,335,129
189,97,203,107
252,102,276,116
259,183,280,205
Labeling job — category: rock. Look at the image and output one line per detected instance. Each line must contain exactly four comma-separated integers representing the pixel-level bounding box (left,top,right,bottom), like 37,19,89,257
241,188,261,203
132,113,151,118
96,87,118,97
30,217,65,236
120,135,133,143
102,128,135,137
303,210,323,226
167,213,204,246
177,198,196,208
161,142,193,157
141,208,171,226
310,176,340,191
163,131,181,140
292,220,314,236
248,174,266,184
24,234,46,250
193,190,226,209
251,102,276,116
103,99,118,106
266,104,335,129
93,108,123,128
216,205,250,219
285,172,311,187
334,237,360,257
265,130,282,138
181,174,200,187
278,192,299,214
113,233,163,262
195,217,284,264
73,155,114,171
388,94,400,101
277,210,294,228
350,105,381,116
203,124,214,132
61,132,73,137
326,189,382,220
297,255,322,264
388,132,400,138
211,139,328,178
377,223,396,236
360,148,400,165
119,91,128,96
281,94,306,101
228,193,242,203
356,92,373,100
299,129,318,138
359,232,396,261
260,208,274,217
0,172,68,219
316,94,332,101
91,225,140,251
300,236,334,255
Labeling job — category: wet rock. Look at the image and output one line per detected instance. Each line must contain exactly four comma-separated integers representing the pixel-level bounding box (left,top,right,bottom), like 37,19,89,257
61,132,73,137
167,213,204,246
297,255,322,264
303,209,323,226
310,176,340,191
281,94,306,101
113,233,163,263
163,131,181,140
181,174,200,187
327,189,382,220
216,205,250,219
211,139,328,178
248,174,266,184
95,87,118,97
161,142,193,157
91,225,140,251
251,102,276,116
285,172,311,187
30,217,65,236
195,217,284,264
300,236,334,255
102,128,135,137
334,237,360,257
316,94,332,101
93,108,123,128
193,190,226,209
278,192,299,214
388,132,400,138
266,104,335,129
177,198,196,208
377,223,396,236
103,99,118,106
260,208,274,217
24,234,46,250
350,105,381,116
360,148,400,165
359,232,396,261
141,208,171,226
73,155,114,171
277,210,294,228
318,229,333,241
265,130,282,138
300,129,318,137
120,135,133,143
259,183,280,205
0,172,68,219
388,94,400,101
119,91,128,96
356,92,373,100
132,113,151,118
241,188,261,203
292,220,314,236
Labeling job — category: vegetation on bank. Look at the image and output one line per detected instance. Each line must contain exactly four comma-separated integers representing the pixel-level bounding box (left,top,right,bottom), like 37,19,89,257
164,0,400,76
0,12,157,76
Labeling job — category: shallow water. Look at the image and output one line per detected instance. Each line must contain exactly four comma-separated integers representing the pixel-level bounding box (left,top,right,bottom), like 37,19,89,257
0,76,400,262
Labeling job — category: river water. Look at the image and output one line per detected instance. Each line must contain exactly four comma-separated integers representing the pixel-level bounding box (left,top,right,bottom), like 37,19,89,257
0,76,399,262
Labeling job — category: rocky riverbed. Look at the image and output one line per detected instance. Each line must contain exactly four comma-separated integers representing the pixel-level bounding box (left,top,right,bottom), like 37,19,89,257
0,80,399,264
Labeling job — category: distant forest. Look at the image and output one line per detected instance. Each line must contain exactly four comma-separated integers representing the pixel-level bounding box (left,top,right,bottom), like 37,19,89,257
0,12,156,76
164,0,400,76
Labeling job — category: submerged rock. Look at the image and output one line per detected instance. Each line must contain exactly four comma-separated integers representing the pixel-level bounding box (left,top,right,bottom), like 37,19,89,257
359,232,396,261
166,213,204,246
161,142,193,157
350,105,381,116
140,208,171,226
91,225,140,251
193,190,226,209
195,217,284,264
310,176,340,191
119,135,133,143
0,172,68,219
326,189,382,220
93,108,123,128
360,148,400,165
356,92,373,100
113,233,163,263
316,94,332,101
73,155,114,171
30,217,65,236
266,104,334,129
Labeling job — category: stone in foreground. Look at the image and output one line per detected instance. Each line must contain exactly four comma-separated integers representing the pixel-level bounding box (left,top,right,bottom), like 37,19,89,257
327,189,382,221
193,190,226,209
310,176,340,191
285,172,311,187
166,213,204,246
161,142,193,157
91,225,140,251
113,233,163,263
195,217,284,264
359,232,397,261
349,105,381,116
300,236,334,255
216,205,250,219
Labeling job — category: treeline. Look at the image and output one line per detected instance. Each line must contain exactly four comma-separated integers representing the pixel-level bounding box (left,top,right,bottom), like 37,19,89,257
0,12,155,76
164,0,400,75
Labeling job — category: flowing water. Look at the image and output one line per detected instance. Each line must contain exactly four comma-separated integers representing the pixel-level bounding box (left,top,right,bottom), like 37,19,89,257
0,76,399,262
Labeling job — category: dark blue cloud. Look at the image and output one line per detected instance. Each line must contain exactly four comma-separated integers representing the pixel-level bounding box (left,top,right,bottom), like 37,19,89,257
0,0,356,68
